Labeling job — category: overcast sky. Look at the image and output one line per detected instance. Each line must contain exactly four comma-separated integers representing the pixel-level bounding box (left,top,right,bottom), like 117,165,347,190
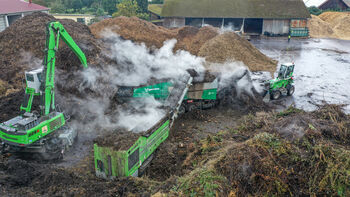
304,0,326,7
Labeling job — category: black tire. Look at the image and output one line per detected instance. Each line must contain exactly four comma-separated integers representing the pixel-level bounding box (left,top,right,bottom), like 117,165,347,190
178,105,186,115
187,104,197,112
262,90,270,98
40,137,64,161
287,85,295,96
271,90,281,100
217,89,226,100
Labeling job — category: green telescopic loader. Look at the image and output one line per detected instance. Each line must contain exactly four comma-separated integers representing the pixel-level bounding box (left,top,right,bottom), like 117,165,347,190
263,63,295,101
0,21,88,160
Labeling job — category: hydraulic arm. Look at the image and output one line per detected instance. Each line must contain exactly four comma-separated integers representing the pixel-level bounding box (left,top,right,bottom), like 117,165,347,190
21,21,87,115
0,21,87,159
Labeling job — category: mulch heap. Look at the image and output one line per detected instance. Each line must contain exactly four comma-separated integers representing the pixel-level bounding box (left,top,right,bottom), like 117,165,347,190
198,32,277,74
89,16,277,73
89,16,177,49
308,12,350,40
174,25,219,55
89,16,219,56
212,104,350,196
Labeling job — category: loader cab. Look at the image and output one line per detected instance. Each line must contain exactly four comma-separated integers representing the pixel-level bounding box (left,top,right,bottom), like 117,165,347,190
25,68,43,93
277,63,294,80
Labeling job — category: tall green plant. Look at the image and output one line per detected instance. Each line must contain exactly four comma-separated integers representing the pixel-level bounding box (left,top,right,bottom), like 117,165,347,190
308,6,323,15
112,0,149,20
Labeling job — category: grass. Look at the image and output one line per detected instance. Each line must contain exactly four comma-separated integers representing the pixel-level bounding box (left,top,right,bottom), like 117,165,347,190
172,168,228,197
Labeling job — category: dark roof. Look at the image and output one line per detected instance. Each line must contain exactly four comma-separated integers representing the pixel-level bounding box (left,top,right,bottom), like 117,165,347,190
345,0,350,6
162,0,311,19
319,0,350,8
0,0,49,15
148,4,163,16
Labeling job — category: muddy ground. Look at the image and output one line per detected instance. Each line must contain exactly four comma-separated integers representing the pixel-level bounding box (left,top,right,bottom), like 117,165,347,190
0,104,247,196
2,101,349,196
250,38,350,114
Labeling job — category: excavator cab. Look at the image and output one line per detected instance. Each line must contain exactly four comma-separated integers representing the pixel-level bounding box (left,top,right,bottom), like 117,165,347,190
25,68,43,94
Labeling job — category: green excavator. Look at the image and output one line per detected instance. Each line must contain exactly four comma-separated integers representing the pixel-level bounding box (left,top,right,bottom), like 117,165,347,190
0,21,87,159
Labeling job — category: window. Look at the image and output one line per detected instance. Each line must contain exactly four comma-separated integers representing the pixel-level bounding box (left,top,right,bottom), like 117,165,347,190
204,18,223,28
185,18,202,28
77,18,85,24
7,15,21,26
286,65,294,77
278,65,287,79
37,72,42,82
26,74,34,82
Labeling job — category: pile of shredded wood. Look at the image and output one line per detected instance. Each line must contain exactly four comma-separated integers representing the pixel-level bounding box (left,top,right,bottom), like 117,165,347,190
198,32,277,74
174,26,219,55
90,16,277,73
89,16,177,49
308,12,350,40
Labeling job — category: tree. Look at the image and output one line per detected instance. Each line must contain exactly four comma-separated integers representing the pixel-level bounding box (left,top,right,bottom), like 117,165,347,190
149,0,163,4
81,0,94,7
136,0,148,13
102,0,120,15
50,1,65,13
95,8,105,16
113,0,138,17
308,6,323,16
112,0,149,20
72,0,83,11
32,0,49,6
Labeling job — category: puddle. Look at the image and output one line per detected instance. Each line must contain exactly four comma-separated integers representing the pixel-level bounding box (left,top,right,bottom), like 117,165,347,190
250,38,350,114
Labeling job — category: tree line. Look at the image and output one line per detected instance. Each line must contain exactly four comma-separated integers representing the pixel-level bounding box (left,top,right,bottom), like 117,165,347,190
308,6,350,16
32,0,163,16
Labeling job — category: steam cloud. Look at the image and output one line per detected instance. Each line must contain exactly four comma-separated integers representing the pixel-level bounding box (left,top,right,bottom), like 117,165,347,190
56,31,258,134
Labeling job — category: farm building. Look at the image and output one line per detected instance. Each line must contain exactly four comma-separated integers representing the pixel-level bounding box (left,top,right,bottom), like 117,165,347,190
52,14,95,25
148,4,163,25
0,0,49,32
318,0,350,10
161,0,311,36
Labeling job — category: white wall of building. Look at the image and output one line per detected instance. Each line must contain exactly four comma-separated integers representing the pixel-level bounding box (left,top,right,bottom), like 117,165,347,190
0,15,6,32
262,19,290,35
0,11,49,32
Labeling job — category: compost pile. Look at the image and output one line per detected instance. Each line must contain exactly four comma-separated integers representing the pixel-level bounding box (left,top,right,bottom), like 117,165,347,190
90,16,219,56
308,12,350,40
214,105,350,196
90,16,276,72
90,16,177,48
0,156,159,196
198,32,277,74
174,25,219,55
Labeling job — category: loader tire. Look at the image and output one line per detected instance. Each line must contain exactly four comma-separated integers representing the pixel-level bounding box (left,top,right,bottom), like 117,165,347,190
271,90,281,100
287,85,295,96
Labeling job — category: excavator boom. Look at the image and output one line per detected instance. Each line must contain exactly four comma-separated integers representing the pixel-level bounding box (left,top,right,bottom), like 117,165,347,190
42,21,87,115
0,21,87,159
